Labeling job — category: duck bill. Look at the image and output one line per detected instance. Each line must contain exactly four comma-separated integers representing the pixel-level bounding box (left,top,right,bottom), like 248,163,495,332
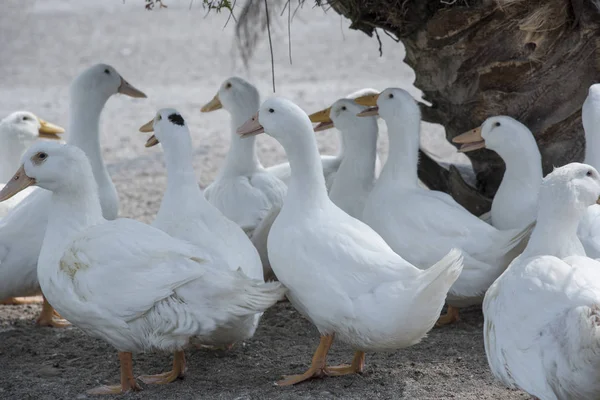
37,119,65,140
314,121,334,132
308,107,331,123
0,165,36,201
237,113,264,137
201,94,222,112
118,76,147,98
357,106,379,117
453,127,486,152
139,119,154,133
145,135,159,147
354,93,379,107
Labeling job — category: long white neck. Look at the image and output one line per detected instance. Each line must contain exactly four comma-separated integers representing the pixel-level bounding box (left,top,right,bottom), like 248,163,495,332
0,132,29,182
39,178,105,280
280,127,330,210
522,201,586,259
66,92,112,195
220,103,262,177
155,132,208,224
330,120,378,195
494,139,543,198
375,112,421,190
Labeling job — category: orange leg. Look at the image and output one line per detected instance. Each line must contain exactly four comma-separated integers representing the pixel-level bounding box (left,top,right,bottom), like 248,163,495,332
36,296,70,328
436,305,460,327
0,296,43,305
139,350,186,384
325,351,366,376
87,352,142,395
276,335,335,386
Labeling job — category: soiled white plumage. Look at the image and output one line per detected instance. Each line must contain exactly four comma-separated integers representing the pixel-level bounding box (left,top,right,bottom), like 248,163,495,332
0,142,284,393
143,108,270,343
484,163,600,400
0,64,144,321
361,89,531,318
577,84,600,258
0,111,64,217
237,97,463,382
201,77,286,237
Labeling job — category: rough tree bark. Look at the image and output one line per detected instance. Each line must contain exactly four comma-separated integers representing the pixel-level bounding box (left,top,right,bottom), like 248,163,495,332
327,0,600,215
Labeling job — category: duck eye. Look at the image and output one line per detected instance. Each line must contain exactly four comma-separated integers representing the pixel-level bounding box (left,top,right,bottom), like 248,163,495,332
225,82,232,89
341,106,347,111
104,69,110,75
493,121,501,127
268,108,274,113
388,93,394,99
39,152,47,159
22,116,30,121
587,170,594,177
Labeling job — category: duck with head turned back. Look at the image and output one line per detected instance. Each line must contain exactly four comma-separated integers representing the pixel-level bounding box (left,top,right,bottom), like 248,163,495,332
139,108,274,348
484,162,600,400
237,97,463,386
357,88,533,326
0,141,285,395
0,64,146,326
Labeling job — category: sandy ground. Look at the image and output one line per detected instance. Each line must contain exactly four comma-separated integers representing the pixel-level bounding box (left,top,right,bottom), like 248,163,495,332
0,1,527,399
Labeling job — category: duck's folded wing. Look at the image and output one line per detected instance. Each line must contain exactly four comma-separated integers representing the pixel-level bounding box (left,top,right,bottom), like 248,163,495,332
60,219,214,322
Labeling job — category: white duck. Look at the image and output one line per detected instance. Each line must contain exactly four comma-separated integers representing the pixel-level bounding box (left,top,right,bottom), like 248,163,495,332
576,84,600,258
484,162,600,400
237,97,463,386
358,89,532,326
140,108,270,344
272,88,379,191
0,64,146,324
200,77,286,238
0,111,64,218
0,141,285,395
452,116,542,230
307,92,382,219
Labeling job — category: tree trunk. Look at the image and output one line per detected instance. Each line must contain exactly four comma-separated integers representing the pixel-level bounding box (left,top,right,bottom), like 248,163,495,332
328,0,600,213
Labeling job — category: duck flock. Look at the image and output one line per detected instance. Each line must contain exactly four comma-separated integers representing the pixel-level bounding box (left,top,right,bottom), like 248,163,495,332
1,63,600,399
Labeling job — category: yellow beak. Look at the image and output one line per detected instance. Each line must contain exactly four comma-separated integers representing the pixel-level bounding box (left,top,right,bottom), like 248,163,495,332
37,118,64,140
138,118,159,147
201,94,223,112
308,107,334,132
354,93,379,107
452,126,485,152
0,165,36,201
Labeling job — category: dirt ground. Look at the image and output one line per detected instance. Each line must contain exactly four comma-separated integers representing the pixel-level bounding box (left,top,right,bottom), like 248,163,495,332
1,1,528,399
